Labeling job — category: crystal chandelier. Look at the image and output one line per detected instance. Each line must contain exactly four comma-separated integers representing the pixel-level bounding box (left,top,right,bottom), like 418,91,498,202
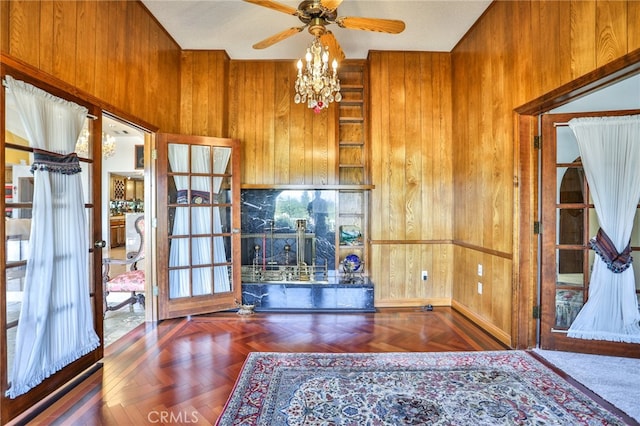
294,37,342,113
75,128,116,158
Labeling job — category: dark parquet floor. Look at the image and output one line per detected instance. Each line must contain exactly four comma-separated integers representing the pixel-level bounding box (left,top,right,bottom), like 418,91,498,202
15,307,509,425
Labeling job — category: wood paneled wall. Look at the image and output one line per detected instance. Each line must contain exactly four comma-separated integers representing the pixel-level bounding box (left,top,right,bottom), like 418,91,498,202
451,0,640,345
1,0,181,133
5,0,639,348
368,52,454,306
227,60,338,186
180,50,229,137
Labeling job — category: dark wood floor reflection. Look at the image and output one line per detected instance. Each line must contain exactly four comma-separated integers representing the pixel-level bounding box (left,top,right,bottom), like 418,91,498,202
17,307,508,425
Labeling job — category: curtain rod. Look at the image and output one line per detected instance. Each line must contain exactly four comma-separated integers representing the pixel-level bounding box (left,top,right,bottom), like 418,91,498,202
553,122,570,127
3,78,97,120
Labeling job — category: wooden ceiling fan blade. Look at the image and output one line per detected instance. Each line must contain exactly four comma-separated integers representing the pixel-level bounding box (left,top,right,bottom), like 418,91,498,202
320,0,343,11
337,16,406,34
243,0,298,16
253,27,304,49
320,31,345,62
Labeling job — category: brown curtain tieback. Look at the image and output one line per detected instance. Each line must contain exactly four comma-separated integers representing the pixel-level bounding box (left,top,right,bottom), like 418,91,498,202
590,228,632,273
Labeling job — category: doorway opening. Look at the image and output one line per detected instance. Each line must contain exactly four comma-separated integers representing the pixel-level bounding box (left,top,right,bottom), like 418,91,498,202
101,114,147,346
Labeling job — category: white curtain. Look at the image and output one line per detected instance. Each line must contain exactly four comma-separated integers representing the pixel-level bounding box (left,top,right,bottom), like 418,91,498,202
168,144,231,298
567,114,640,343
5,76,99,398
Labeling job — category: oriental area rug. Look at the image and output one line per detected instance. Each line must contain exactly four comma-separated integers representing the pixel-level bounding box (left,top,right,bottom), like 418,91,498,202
216,351,628,425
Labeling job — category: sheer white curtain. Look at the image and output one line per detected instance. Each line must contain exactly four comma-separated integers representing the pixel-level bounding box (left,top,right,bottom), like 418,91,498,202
567,114,640,343
5,76,99,398
168,144,231,298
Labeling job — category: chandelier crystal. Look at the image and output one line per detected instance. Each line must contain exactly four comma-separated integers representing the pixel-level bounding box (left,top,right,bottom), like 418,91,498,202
294,37,342,113
75,128,116,158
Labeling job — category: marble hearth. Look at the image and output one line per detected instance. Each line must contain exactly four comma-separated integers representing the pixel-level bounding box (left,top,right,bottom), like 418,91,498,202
242,279,375,313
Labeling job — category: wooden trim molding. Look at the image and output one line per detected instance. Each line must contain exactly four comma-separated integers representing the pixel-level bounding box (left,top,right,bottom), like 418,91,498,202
452,300,512,347
241,184,375,190
452,240,513,260
370,239,453,245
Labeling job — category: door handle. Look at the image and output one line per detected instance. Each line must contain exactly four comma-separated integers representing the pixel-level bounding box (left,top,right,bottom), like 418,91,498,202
94,240,107,248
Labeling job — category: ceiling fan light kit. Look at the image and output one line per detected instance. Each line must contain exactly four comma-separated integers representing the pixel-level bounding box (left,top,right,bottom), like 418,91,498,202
295,37,342,113
244,0,405,111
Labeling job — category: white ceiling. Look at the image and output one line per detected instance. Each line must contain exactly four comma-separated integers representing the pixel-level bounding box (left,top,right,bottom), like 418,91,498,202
141,0,492,60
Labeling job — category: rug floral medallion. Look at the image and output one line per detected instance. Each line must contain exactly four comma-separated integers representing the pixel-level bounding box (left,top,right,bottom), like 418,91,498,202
216,351,626,425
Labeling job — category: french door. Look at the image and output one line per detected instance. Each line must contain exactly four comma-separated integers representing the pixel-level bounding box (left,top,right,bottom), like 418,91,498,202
1,71,104,423
156,134,241,319
539,110,640,357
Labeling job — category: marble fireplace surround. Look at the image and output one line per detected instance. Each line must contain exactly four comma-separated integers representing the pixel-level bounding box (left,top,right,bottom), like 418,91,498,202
240,189,374,312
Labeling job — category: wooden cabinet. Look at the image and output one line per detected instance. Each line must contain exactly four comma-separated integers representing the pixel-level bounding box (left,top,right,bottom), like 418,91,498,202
110,217,126,248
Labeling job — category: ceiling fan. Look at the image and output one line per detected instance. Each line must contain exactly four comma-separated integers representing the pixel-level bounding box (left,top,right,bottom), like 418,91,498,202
243,0,406,60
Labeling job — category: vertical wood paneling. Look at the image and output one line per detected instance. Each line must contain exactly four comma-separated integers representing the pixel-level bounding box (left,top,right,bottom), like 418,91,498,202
369,51,452,304
38,1,54,73
629,1,640,51
274,62,291,183
404,53,420,241
180,52,194,134
52,0,78,83
226,60,339,186
1,1,9,53
8,1,40,65
4,0,182,152
75,0,97,95
595,0,627,66
451,0,637,343
570,0,597,78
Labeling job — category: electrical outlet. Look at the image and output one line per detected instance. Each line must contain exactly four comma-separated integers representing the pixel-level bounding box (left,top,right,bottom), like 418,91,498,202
477,282,483,294
422,271,428,281
477,264,483,276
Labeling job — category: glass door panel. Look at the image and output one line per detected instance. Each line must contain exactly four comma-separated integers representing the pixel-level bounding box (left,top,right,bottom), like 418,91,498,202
2,75,103,423
540,111,640,356
157,134,239,319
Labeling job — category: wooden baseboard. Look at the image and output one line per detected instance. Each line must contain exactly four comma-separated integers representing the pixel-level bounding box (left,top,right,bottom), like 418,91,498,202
375,298,452,308
452,300,512,347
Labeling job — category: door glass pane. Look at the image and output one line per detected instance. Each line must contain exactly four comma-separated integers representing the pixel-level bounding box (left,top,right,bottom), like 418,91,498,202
631,208,640,246
193,267,212,296
192,206,211,233
5,120,32,384
557,249,583,274
556,126,579,163
192,237,212,266
557,209,583,245
557,166,585,204
588,208,600,237
555,288,584,328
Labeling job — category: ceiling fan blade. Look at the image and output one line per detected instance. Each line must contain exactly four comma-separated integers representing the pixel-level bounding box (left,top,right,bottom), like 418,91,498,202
337,16,406,34
320,31,345,62
243,0,298,16
320,0,343,11
252,26,304,49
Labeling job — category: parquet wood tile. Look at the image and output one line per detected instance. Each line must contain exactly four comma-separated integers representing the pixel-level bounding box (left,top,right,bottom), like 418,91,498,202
13,308,507,425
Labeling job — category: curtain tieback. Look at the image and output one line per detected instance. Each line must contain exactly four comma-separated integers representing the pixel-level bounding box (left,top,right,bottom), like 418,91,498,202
176,190,210,204
31,148,82,175
590,228,632,273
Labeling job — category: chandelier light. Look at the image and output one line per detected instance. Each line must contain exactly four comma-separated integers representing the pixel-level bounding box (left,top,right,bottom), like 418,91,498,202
75,128,116,158
294,37,342,113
